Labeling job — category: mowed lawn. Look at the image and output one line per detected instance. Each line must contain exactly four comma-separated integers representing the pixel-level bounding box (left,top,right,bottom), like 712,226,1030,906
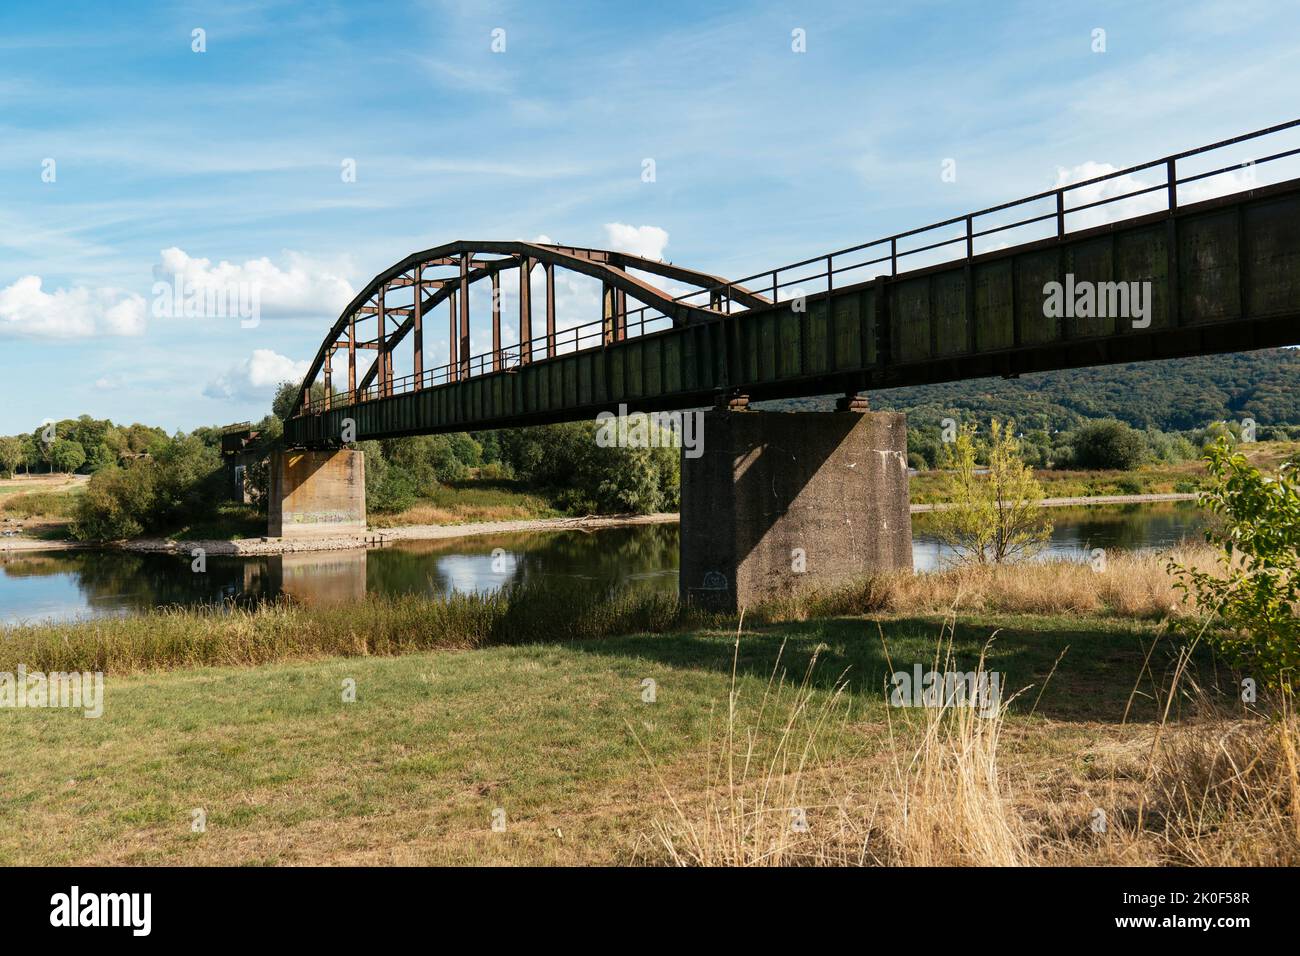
0,613,1187,865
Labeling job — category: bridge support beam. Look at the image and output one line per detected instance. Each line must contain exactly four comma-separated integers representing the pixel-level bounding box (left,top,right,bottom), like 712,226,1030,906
680,410,911,612
268,448,367,539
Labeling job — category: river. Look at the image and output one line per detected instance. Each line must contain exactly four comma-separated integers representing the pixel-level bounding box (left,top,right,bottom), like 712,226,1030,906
0,502,1208,626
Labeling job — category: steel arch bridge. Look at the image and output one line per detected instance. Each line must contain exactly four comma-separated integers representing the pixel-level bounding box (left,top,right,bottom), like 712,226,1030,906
286,121,1300,448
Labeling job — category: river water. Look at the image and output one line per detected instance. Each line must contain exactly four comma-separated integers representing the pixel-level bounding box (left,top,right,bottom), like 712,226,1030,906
0,502,1208,626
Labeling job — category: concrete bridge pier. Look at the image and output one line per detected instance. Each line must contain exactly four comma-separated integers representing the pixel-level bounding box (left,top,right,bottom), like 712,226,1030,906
268,447,366,539
679,408,912,612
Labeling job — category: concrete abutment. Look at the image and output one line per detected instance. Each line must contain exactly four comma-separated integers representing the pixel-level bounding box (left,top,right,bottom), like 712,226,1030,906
268,448,366,539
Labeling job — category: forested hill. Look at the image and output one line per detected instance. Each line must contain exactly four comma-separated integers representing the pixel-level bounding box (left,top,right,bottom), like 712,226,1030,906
766,348,1300,433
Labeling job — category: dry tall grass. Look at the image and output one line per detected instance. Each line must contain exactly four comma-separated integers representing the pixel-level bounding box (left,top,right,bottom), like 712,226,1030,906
759,546,1217,622
641,619,1038,866
876,627,1035,866
642,615,1299,867
636,625,871,866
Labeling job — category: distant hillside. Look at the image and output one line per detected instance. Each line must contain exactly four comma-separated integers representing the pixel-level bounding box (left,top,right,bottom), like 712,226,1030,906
762,348,1300,434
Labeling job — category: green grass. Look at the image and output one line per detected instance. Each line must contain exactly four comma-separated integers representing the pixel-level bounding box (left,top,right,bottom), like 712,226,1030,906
0,482,55,496
0,610,1191,865
1,488,82,519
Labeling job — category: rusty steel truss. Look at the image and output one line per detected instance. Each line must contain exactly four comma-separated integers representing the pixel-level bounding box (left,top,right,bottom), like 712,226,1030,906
289,120,1300,445
293,242,771,416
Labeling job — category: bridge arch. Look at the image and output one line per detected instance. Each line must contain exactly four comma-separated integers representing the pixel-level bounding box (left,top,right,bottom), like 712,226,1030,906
292,240,770,416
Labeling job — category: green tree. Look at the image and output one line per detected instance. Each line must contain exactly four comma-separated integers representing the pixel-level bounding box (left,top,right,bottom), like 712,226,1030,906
1063,419,1148,470
0,436,22,477
72,463,156,540
18,435,38,474
49,439,87,473
930,420,1052,565
69,434,223,539
497,421,679,515
1170,437,1300,695
272,380,326,421
87,443,117,473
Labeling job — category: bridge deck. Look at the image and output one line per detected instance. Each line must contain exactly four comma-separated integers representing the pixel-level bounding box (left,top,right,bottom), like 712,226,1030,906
287,175,1300,447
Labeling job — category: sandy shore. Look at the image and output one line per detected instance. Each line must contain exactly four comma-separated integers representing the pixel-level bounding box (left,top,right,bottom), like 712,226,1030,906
125,511,683,555
909,492,1198,512
2,492,1198,556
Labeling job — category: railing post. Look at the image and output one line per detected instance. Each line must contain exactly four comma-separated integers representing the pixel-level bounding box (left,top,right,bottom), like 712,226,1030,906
890,237,897,276
1056,190,1066,237
965,215,974,258
826,255,833,295
1166,157,1178,211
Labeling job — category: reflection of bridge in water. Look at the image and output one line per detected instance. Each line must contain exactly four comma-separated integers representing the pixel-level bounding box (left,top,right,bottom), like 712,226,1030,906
272,122,1300,610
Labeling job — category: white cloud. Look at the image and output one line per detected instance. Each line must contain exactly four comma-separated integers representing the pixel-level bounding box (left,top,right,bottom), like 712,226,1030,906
603,223,669,261
152,248,355,321
0,275,145,339
205,349,309,400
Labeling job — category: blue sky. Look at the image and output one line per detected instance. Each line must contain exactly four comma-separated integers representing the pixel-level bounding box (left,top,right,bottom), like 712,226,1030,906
1,0,1297,433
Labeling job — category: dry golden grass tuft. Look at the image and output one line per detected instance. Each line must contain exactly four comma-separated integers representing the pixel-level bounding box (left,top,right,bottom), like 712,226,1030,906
642,615,1299,867
882,547,1214,619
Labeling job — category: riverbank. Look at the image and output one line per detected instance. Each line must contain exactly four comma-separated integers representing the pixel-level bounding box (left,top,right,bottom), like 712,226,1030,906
2,601,1289,866
0,492,1200,556
0,548,1207,673
5,547,1291,867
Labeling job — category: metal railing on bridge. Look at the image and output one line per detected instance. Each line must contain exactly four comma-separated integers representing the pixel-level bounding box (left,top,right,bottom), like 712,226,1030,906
299,118,1300,417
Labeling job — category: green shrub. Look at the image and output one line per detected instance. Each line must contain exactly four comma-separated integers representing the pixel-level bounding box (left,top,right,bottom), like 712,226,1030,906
70,435,223,540
72,464,154,540
498,420,679,515
1170,437,1300,695
1115,476,1144,495
1067,419,1148,470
